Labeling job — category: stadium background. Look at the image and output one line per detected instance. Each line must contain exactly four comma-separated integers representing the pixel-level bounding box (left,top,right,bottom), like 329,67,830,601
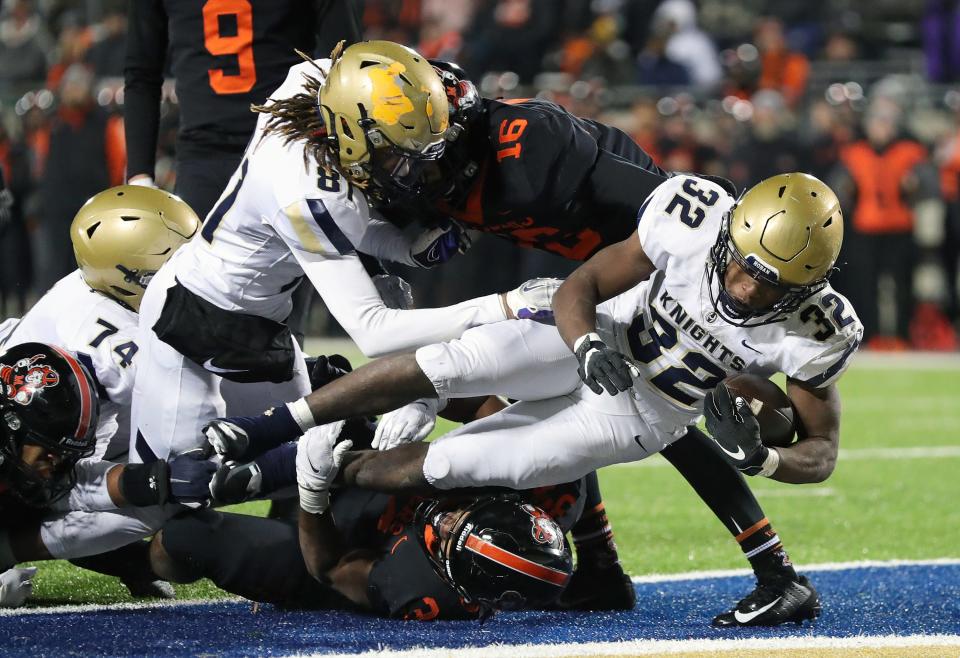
2,0,960,349
0,1,958,655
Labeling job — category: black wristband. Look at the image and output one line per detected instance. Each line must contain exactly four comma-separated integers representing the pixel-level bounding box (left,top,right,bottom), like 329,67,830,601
118,462,170,507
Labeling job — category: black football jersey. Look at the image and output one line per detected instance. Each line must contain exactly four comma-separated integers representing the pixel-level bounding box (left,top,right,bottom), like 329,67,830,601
125,0,352,174
437,98,667,260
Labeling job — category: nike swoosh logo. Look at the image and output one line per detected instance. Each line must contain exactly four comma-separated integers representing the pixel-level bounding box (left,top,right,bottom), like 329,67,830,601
733,596,782,623
170,478,191,484
741,339,762,354
712,437,746,461
202,358,248,375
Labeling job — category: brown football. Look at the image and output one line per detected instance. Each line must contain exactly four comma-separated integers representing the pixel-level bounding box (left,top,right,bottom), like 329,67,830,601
722,373,797,448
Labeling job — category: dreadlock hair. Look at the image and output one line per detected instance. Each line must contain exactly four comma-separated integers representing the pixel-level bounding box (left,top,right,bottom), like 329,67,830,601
250,43,347,172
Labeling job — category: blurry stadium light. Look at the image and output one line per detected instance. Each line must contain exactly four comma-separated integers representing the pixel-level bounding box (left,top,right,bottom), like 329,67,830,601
731,99,753,122
945,90,960,112
656,96,679,116
498,71,520,92
97,88,113,107
115,87,125,105
570,80,591,100
721,95,739,113
826,83,847,105
36,90,54,110
844,82,864,101
736,43,759,62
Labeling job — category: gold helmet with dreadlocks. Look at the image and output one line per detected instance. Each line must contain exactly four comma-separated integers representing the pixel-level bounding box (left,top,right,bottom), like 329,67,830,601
317,40,450,202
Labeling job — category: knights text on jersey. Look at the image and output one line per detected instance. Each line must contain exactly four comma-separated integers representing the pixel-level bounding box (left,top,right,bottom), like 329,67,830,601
597,175,863,428
5,270,139,459
439,99,645,260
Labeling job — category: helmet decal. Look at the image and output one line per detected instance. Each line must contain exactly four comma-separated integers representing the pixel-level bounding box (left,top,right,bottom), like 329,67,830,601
47,345,95,445
463,533,571,587
1,355,59,406
369,62,415,126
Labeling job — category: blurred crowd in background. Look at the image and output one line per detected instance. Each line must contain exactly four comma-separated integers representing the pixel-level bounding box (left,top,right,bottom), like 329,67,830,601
1,0,960,349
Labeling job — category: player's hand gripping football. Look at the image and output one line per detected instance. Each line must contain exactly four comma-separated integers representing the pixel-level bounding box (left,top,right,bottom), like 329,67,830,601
502,277,563,322
296,421,352,515
410,221,472,268
704,383,768,476
574,333,638,395
372,398,439,451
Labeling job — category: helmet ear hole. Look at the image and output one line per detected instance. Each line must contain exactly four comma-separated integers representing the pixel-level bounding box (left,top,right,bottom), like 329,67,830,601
85,222,100,238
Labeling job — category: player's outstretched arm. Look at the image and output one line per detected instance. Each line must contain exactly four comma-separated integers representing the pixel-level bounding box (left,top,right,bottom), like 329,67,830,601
554,235,656,350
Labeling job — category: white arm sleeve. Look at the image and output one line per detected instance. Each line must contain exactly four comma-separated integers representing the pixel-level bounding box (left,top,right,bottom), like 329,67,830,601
40,507,171,559
296,251,506,357
54,460,120,513
357,217,418,267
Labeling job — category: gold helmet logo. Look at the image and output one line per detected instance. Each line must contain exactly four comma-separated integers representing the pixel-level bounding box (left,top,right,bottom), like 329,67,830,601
70,186,200,311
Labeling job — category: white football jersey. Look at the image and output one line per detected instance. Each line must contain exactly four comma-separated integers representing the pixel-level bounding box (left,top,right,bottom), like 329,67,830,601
597,176,863,430
3,270,139,460
171,59,504,356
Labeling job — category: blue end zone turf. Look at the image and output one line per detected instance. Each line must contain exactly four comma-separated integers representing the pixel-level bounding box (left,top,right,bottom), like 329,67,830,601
4,564,959,656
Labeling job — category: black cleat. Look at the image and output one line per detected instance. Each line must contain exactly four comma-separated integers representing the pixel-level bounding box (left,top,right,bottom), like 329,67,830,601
712,574,821,627
554,562,636,611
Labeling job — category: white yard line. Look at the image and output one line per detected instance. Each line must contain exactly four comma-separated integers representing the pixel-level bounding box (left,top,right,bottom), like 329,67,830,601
612,445,960,469
301,634,960,658
5,559,957,617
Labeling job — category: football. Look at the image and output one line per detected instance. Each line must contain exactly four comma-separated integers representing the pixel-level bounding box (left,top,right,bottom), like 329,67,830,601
721,374,797,448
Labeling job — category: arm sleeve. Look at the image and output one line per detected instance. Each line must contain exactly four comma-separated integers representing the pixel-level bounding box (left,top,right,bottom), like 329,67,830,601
357,217,417,267
123,0,168,179
58,460,119,513
297,252,505,357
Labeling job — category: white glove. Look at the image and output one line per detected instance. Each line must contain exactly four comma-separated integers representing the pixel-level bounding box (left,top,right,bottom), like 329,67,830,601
503,277,563,322
296,421,351,515
372,398,440,451
127,175,158,188
0,567,37,608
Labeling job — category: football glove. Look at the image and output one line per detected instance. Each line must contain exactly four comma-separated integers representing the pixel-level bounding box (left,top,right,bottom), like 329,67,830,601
574,333,637,396
410,222,471,268
503,277,563,322
704,383,768,476
0,567,36,608
373,274,415,310
203,404,304,462
209,460,262,505
296,422,351,515
372,398,439,451
118,448,218,509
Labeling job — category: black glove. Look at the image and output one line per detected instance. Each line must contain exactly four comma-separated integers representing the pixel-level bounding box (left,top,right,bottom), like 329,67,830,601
306,354,353,391
119,448,217,508
703,383,768,475
573,332,636,395
209,460,262,505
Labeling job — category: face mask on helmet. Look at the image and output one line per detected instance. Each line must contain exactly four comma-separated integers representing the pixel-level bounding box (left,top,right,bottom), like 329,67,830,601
415,495,573,614
0,343,100,506
706,173,842,327
365,128,447,206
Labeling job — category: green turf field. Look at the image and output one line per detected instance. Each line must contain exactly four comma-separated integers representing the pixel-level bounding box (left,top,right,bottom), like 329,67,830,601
23,353,960,605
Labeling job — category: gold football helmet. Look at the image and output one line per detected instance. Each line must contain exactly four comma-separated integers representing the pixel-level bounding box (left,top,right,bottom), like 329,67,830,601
708,172,843,326
317,40,449,202
70,186,200,311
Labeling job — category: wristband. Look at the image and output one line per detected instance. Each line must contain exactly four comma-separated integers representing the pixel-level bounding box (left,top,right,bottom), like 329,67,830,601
287,398,317,432
574,332,602,353
757,447,780,478
118,462,169,506
299,487,330,515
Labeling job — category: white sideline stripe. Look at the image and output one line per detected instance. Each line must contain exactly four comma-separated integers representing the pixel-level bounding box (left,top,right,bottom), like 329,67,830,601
311,635,960,658
629,557,960,584
612,445,960,468
3,559,957,617
0,596,240,617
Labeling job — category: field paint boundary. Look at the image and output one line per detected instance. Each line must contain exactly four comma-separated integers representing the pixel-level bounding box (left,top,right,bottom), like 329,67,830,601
630,557,960,583
4,558,956,617
300,634,960,658
612,445,960,468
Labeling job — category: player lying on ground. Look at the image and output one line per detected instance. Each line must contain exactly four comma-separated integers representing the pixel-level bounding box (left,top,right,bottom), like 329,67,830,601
0,187,204,603
309,40,830,623
202,172,862,626
151,419,578,620
0,341,221,607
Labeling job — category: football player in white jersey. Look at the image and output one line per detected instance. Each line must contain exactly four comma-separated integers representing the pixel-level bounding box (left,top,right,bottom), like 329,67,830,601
0,186,203,602
203,172,861,625
130,40,541,468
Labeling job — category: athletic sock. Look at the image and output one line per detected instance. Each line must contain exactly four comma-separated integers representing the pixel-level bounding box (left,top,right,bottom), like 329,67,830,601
736,517,798,583
570,502,621,570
